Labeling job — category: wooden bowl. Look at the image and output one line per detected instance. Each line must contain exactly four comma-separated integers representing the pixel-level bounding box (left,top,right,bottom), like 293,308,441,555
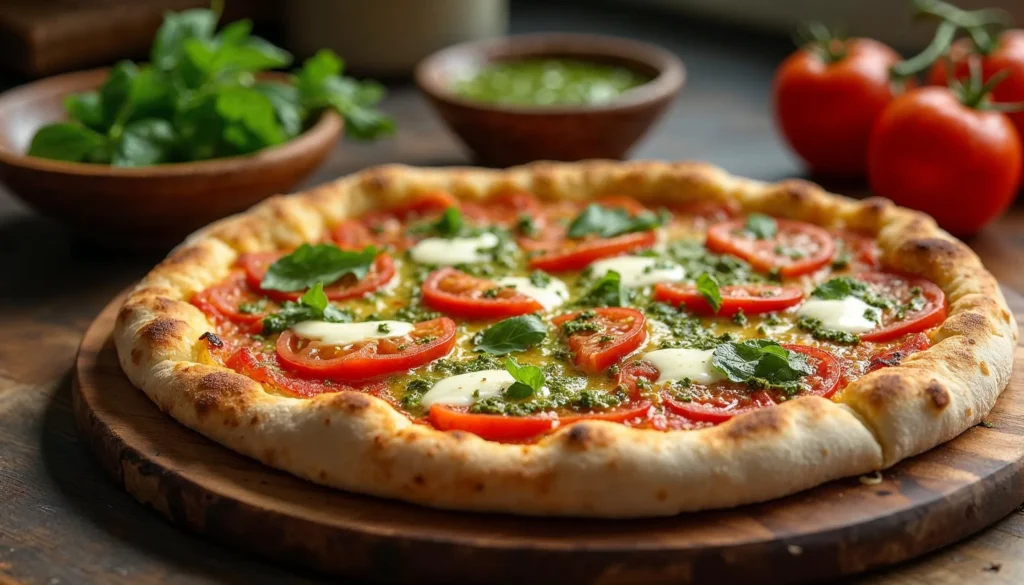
415,33,684,167
0,68,342,247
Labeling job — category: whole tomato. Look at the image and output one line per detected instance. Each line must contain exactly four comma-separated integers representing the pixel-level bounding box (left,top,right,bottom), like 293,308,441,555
927,30,1024,153
867,86,1022,235
773,37,903,178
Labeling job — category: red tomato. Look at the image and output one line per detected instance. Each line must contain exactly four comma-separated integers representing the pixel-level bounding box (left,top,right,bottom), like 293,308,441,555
868,86,1022,235
668,200,738,229
275,317,457,381
357,191,458,250
528,231,657,272
552,308,648,374
240,251,396,302
652,283,805,316
866,332,931,373
421,267,543,319
928,31,1024,159
620,344,842,425
460,191,543,228
427,401,653,443
190,271,271,333
706,218,835,277
855,272,947,343
225,347,386,398
330,220,377,250
836,230,880,270
773,37,903,177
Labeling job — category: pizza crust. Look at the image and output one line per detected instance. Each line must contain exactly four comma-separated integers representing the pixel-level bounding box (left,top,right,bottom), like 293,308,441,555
113,160,1016,517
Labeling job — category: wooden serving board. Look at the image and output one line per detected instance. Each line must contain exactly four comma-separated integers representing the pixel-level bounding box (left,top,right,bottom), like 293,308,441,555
72,291,1024,585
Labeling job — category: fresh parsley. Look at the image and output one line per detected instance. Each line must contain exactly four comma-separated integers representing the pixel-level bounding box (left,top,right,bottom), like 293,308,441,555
504,357,545,400
474,315,548,356
743,213,777,239
27,8,392,166
711,340,814,393
260,282,353,334
260,243,377,292
696,272,722,313
566,204,662,239
577,270,625,307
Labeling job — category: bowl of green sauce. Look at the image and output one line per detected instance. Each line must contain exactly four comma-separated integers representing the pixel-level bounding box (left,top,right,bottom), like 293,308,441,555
416,33,685,166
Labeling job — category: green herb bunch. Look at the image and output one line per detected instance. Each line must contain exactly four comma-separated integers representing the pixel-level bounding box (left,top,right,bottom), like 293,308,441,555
27,6,393,166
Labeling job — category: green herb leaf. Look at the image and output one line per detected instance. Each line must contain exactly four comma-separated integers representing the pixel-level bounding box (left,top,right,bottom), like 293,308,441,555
261,282,353,334
711,340,814,389
474,315,547,356
577,270,625,308
253,82,303,137
112,119,176,166
64,92,105,131
744,213,777,240
414,207,463,238
696,272,722,313
811,277,857,300
504,357,545,399
296,49,394,141
215,86,285,152
566,204,662,239
151,8,218,72
27,123,107,162
261,244,377,292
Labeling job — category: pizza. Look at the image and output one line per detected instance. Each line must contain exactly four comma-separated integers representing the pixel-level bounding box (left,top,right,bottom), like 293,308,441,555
114,161,1017,518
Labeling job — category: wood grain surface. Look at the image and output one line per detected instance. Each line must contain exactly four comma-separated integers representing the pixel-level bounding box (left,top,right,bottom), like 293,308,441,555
70,290,1024,585
3,2,1024,584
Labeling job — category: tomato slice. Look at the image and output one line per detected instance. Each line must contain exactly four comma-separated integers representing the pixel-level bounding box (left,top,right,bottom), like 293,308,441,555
357,191,458,251
460,191,543,228
667,201,738,229
225,347,386,398
330,219,377,250
616,344,842,424
552,308,648,373
706,217,836,277
528,231,657,272
836,230,881,270
240,251,396,303
191,271,272,333
275,317,457,381
866,332,931,373
652,283,804,316
855,272,947,342
421,267,543,319
427,401,652,442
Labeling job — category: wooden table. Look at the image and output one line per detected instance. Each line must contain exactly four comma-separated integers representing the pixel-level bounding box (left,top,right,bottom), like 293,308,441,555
1,2,1022,584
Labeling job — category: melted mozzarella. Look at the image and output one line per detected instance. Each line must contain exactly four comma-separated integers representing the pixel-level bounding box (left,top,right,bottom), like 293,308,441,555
419,370,515,408
643,348,725,385
588,255,685,287
290,320,415,345
494,276,569,310
409,233,500,265
797,297,879,334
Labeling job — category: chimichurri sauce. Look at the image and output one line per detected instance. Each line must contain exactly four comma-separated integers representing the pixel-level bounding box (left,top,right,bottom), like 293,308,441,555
452,58,652,106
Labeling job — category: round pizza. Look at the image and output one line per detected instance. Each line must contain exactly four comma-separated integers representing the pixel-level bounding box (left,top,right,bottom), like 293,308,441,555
114,161,1017,518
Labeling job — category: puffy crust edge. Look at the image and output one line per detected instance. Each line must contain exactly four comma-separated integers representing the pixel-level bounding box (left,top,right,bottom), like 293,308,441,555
113,160,1016,517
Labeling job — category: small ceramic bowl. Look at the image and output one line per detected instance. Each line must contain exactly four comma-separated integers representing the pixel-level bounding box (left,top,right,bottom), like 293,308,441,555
0,68,342,247
415,33,684,167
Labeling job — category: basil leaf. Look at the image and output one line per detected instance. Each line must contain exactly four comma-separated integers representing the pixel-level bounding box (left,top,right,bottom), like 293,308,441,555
27,123,108,162
712,340,814,388
215,86,285,152
112,119,176,167
64,92,105,132
744,213,777,240
261,244,377,292
567,204,662,239
254,82,303,137
474,315,547,356
697,272,722,313
151,8,218,72
577,270,625,308
296,49,395,141
504,357,545,399
414,207,463,238
261,282,353,334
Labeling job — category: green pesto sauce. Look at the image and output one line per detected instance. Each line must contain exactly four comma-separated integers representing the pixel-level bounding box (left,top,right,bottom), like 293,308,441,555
452,58,652,107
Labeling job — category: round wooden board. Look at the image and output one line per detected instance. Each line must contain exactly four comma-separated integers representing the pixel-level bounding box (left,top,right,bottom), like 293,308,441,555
73,291,1024,585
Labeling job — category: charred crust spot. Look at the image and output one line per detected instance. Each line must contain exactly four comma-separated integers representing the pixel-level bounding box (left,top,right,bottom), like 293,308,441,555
324,418,332,426
448,430,471,442
945,312,988,338
859,197,890,216
319,470,328,480
897,237,967,269
774,179,818,204
980,361,991,376
130,348,143,365
656,489,669,502
263,448,277,465
330,391,372,414
473,482,485,493
925,381,950,410
362,171,391,194
866,374,905,409
565,424,593,449
725,407,784,440
191,371,249,417
198,331,224,348
139,318,189,349
249,414,262,426
412,474,426,486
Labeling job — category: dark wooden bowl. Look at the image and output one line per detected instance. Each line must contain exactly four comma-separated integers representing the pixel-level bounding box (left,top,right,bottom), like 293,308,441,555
415,33,684,167
0,68,342,247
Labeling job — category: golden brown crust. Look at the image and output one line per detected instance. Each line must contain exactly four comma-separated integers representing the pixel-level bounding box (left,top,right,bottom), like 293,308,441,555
113,160,1016,517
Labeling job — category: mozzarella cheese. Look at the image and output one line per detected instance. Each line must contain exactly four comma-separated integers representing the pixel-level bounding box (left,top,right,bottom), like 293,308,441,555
643,348,725,385
409,233,500,265
290,320,415,345
588,255,685,287
419,370,516,408
797,297,879,334
494,276,569,310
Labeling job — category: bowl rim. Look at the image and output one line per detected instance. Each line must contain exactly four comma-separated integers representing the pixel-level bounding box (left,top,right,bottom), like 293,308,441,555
0,67,344,178
414,32,686,115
